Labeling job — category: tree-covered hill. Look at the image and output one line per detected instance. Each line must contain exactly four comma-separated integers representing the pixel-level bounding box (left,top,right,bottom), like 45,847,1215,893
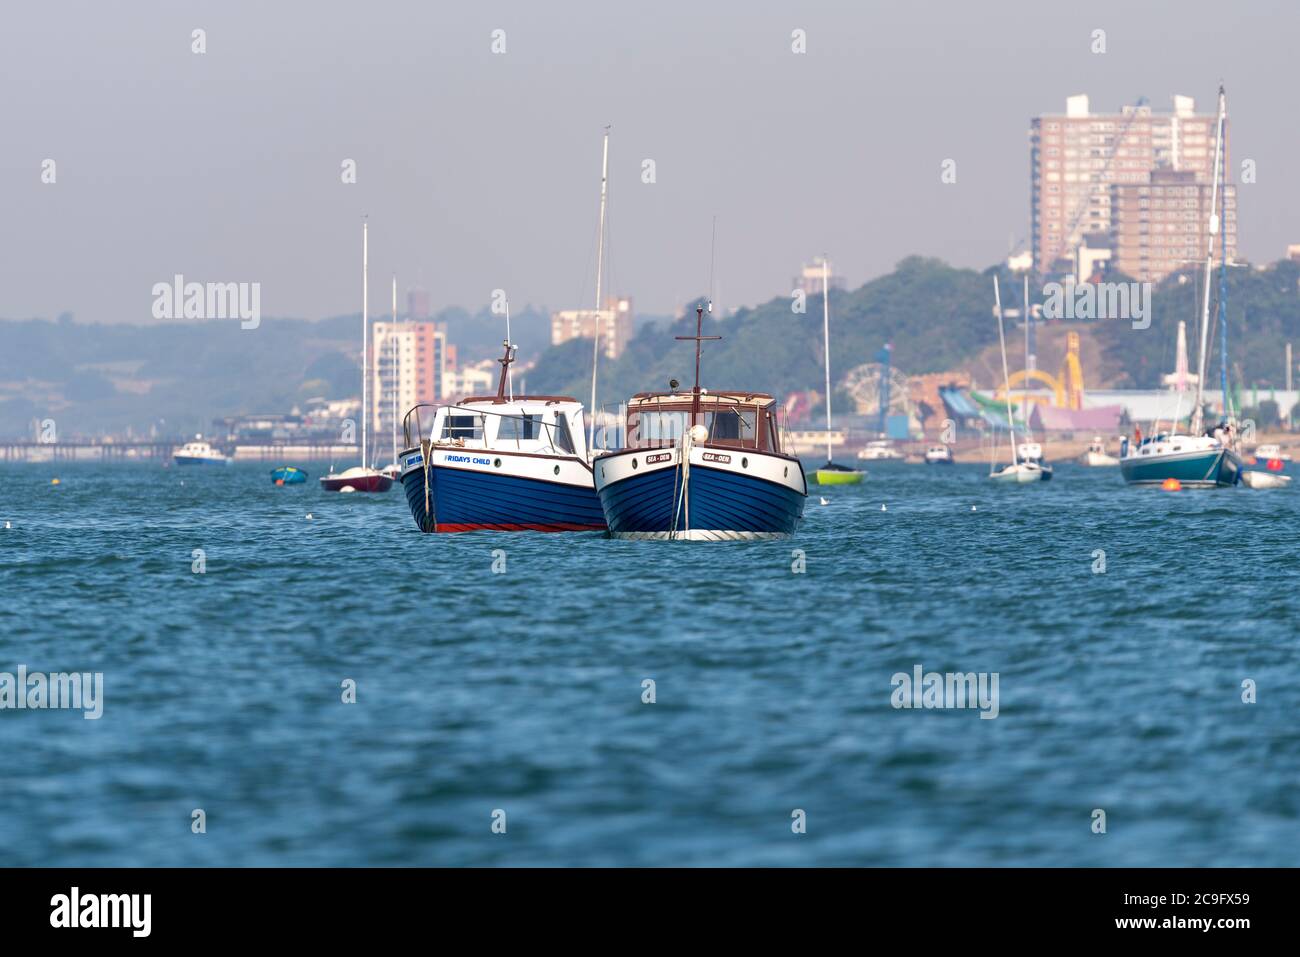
528,256,1004,404
529,255,1300,408
6,255,1299,439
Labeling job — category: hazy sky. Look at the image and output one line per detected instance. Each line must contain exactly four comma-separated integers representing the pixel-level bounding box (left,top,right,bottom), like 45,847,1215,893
2,0,1295,324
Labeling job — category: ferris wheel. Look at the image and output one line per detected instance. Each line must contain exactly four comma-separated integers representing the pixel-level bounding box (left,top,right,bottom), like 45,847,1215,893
842,362,911,418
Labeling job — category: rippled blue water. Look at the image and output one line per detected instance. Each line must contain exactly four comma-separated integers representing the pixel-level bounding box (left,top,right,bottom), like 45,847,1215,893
1,460,1296,866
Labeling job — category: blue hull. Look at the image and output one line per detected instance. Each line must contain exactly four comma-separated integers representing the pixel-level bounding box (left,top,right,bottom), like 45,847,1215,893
399,464,605,533
1121,449,1243,487
598,463,805,538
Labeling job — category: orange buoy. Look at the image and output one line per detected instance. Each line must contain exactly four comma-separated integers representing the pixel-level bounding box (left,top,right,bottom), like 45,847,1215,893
1267,458,1284,472
1161,478,1182,491
275,478,285,486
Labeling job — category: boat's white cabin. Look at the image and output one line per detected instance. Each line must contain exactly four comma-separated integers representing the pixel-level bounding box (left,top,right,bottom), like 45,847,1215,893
430,398,588,459
1124,432,1221,458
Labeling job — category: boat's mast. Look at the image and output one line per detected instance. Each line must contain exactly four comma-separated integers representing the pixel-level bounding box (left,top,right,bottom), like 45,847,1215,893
391,274,398,465
362,217,369,470
822,257,833,463
494,338,515,402
1192,85,1227,436
588,126,610,452
675,303,720,428
692,305,704,424
994,275,1019,466
505,297,514,402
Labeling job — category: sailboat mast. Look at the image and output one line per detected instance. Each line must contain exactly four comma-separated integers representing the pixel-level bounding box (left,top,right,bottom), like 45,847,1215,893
822,257,833,464
1022,274,1031,414
1192,85,1227,436
994,275,1019,466
588,126,610,453
1216,128,1232,422
361,218,369,470
391,274,398,466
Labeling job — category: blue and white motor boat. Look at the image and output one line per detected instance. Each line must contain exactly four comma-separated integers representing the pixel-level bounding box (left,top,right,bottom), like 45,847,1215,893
592,304,808,540
173,437,230,466
397,343,605,533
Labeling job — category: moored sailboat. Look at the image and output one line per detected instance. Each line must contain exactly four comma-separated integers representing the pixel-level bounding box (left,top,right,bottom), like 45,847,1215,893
321,218,393,494
1016,440,1053,480
989,276,1044,484
1120,85,1242,489
813,258,864,485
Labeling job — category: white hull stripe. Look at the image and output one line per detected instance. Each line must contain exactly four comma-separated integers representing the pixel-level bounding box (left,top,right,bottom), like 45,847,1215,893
399,446,593,489
595,446,806,497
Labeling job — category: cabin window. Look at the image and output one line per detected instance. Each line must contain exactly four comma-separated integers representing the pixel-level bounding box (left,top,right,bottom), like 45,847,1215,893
497,414,543,442
552,413,576,454
636,411,688,447
442,414,483,440
706,408,756,444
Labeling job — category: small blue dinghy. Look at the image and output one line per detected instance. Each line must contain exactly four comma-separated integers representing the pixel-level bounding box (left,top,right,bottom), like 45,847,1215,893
271,466,308,485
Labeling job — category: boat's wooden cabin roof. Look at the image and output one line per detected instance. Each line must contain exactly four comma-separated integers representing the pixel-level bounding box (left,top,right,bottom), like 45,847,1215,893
627,391,776,410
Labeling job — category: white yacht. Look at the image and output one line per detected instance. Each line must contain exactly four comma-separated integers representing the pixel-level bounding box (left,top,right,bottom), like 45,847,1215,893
858,440,904,461
1015,440,1053,480
923,444,953,465
1078,436,1119,467
988,275,1045,486
173,436,230,466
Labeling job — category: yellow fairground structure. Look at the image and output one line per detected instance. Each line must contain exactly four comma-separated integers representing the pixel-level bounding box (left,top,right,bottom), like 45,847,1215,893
995,331,1086,410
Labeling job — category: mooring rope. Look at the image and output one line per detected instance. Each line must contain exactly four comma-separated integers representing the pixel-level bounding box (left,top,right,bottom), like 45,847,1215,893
668,426,703,540
420,438,435,532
